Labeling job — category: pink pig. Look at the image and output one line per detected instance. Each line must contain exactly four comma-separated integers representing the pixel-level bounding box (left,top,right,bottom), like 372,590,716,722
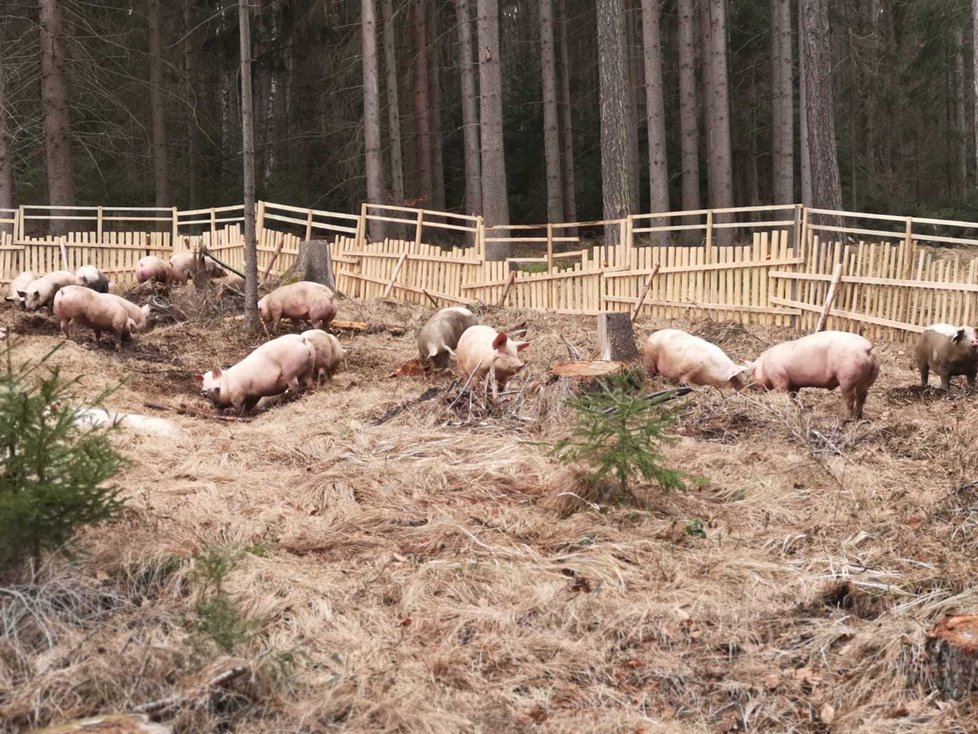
136,256,172,284
193,333,316,414
641,329,747,390
20,271,80,313
455,325,529,389
747,330,880,419
102,293,151,333
258,281,338,330
53,286,135,349
301,329,345,384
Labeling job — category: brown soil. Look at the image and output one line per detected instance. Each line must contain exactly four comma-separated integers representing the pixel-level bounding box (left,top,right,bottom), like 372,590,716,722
2,294,978,733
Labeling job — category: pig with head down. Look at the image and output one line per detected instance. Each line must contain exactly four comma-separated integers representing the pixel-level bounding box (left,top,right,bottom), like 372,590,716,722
135,256,172,285
5,271,36,309
102,293,151,333
301,329,344,384
418,307,479,368
20,271,80,314
747,330,880,419
53,285,135,349
258,281,337,330
915,323,978,390
75,265,109,293
194,333,316,414
455,325,529,389
641,328,747,390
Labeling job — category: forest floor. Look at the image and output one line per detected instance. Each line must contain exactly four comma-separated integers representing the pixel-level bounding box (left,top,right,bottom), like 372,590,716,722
2,294,978,733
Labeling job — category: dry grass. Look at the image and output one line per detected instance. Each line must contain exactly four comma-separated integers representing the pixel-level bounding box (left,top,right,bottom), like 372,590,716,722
2,299,978,732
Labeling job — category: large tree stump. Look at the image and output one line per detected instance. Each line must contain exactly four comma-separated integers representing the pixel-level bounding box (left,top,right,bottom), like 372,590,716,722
281,239,335,289
597,312,640,362
924,614,978,699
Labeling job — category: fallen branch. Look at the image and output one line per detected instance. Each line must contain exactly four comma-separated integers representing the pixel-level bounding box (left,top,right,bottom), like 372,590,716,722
559,335,583,360
421,288,439,308
631,264,660,322
495,271,517,308
261,238,285,282
331,318,406,336
134,664,249,716
373,386,442,424
201,246,245,280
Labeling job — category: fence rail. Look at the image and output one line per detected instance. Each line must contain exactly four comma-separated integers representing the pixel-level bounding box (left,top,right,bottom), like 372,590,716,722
4,200,978,341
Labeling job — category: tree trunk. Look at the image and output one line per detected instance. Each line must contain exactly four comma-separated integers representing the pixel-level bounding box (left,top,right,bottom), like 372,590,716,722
771,0,793,204
147,0,171,208
557,0,577,228
427,0,446,211
0,55,14,233
677,0,700,221
183,0,198,209
39,0,75,236
413,0,433,205
597,312,639,362
382,0,405,209
539,0,564,224
596,0,631,244
974,0,978,188
800,0,842,212
478,0,510,257
642,0,668,222
701,0,734,244
454,0,482,215
799,0,812,205
362,0,386,242
626,6,641,215
282,240,335,289
239,0,258,331
955,27,968,195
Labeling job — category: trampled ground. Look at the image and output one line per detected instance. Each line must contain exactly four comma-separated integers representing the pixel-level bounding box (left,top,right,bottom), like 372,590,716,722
2,295,978,733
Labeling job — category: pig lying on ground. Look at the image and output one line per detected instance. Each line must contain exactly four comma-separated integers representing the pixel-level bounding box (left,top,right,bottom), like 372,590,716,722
301,329,344,384
455,325,529,390
72,407,186,439
102,293,151,333
915,323,978,390
76,265,109,293
641,328,747,390
747,330,880,419
258,281,337,330
136,256,172,284
4,270,36,308
418,307,479,368
194,333,316,414
20,271,80,314
53,285,135,349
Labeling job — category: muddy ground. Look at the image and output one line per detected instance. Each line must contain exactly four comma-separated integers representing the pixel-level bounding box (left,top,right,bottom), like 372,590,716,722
1,293,978,733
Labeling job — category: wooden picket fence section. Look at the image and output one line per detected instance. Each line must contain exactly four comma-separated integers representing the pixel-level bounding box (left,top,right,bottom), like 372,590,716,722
4,200,978,342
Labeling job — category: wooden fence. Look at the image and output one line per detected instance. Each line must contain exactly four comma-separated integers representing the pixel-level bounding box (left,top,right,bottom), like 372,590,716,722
3,200,978,341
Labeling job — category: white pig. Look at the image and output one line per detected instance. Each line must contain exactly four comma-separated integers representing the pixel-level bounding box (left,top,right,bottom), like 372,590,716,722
102,293,151,333
641,329,747,390
193,333,316,414
915,323,978,390
135,256,172,284
5,270,36,308
301,329,345,383
53,286,135,349
75,265,109,293
20,271,80,314
747,331,880,420
258,281,337,330
418,307,479,368
455,325,529,389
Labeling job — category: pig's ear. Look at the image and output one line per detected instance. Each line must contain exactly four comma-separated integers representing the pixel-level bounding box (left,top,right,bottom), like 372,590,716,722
192,373,204,386
16,290,26,299
492,331,509,350
955,328,966,343
211,367,222,378
744,360,756,370
515,340,530,352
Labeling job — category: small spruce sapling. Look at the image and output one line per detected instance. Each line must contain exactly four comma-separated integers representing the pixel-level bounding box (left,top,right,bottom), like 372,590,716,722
553,371,686,498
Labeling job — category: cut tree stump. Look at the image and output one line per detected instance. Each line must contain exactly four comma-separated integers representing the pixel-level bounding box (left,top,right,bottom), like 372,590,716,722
551,361,625,381
924,614,978,699
281,239,335,289
597,312,640,362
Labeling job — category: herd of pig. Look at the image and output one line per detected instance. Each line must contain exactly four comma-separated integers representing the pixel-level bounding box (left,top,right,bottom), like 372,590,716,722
3,258,978,419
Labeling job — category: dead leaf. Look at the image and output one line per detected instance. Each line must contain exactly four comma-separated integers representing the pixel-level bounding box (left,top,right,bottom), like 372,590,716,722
820,703,835,724
764,673,781,691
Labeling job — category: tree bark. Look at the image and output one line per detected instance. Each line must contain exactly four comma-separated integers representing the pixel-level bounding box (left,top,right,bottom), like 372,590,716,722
701,0,734,244
799,0,812,205
183,0,199,209
478,0,510,257
427,0,445,211
770,0,793,204
641,0,668,221
676,0,700,215
147,0,171,208
800,0,842,212
239,0,258,331
362,0,386,242
412,0,433,205
454,0,482,216
557,0,577,228
955,27,968,195
282,240,335,289
596,0,631,244
626,7,641,215
39,0,75,236
539,0,564,224
974,0,978,189
382,0,405,209
0,54,14,233
597,312,639,362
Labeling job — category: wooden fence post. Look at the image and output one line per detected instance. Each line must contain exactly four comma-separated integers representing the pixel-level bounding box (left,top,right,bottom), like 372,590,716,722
383,253,408,297
546,222,554,308
705,209,714,253
793,204,803,253
414,210,424,247
210,208,217,239
96,206,104,241
171,207,178,248
355,202,368,249
476,216,485,261
16,206,24,242
900,216,916,325
305,208,313,240
255,200,265,241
